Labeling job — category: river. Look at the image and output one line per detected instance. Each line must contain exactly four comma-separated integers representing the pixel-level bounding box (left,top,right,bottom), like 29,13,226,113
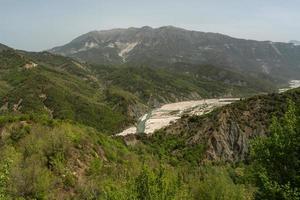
117,80,300,136
279,80,300,93
116,98,239,136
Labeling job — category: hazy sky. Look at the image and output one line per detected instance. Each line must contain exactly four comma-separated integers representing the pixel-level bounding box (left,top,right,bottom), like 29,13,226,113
0,0,299,51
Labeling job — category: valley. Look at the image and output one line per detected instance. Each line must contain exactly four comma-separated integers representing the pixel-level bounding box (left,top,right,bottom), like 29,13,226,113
0,22,299,199
117,98,239,136
118,78,300,137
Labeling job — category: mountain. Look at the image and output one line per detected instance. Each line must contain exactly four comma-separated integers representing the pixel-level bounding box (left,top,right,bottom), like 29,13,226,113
50,26,300,80
0,44,276,134
0,45,259,200
0,46,133,133
92,64,276,107
0,43,299,199
290,40,300,46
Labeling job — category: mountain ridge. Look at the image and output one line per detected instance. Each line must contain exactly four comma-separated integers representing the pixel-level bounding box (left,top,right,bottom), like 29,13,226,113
49,26,300,81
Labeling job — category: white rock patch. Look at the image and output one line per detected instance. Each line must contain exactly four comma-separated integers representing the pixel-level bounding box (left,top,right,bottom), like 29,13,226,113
117,127,137,136
107,43,115,48
115,42,139,62
23,62,38,69
77,42,99,53
270,42,282,56
261,64,270,74
85,42,98,49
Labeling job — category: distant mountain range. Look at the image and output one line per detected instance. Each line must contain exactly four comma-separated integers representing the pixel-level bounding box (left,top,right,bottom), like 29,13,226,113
50,26,300,80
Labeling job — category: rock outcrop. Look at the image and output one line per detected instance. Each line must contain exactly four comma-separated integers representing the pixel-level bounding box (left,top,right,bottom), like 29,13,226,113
160,89,300,162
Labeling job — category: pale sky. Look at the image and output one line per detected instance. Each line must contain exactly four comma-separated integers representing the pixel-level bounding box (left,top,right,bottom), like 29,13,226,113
0,0,299,51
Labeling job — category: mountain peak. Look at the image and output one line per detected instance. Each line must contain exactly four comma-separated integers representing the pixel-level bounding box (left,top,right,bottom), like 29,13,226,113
49,26,300,80
158,25,184,30
141,25,153,30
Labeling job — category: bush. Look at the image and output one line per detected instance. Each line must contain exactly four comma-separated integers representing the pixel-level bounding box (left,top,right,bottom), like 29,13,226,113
193,166,254,200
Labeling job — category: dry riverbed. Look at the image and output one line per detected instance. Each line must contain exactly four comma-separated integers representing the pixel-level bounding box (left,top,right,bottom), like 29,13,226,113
279,80,300,93
117,80,300,136
117,98,239,136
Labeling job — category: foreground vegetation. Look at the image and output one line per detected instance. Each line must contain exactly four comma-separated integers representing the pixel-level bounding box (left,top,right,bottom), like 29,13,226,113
0,97,299,199
0,114,255,199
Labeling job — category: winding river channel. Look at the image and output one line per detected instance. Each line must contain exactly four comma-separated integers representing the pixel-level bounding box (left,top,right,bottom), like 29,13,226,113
117,80,300,136
117,98,239,136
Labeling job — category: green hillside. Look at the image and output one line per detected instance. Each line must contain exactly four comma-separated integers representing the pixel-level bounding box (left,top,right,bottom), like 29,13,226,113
0,50,128,133
0,88,299,199
91,64,276,106
0,48,278,134
0,114,256,200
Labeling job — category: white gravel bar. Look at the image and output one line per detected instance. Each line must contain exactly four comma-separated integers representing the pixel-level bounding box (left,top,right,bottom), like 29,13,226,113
116,98,239,136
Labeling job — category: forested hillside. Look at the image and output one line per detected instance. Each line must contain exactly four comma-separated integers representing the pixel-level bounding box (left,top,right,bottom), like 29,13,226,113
0,83,299,199
0,43,299,199
0,46,277,132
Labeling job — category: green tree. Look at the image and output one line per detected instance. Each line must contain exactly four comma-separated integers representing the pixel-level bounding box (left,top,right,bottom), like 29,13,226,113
134,165,181,200
193,166,254,200
0,158,12,200
250,100,300,199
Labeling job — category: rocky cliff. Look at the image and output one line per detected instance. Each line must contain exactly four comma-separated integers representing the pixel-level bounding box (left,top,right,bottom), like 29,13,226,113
148,88,300,163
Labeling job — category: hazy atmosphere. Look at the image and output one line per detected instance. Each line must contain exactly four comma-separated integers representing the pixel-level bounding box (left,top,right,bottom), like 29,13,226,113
1,0,299,51
1,1,300,199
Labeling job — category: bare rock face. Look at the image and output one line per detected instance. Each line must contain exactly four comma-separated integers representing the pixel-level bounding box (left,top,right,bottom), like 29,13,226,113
161,90,300,163
201,110,266,162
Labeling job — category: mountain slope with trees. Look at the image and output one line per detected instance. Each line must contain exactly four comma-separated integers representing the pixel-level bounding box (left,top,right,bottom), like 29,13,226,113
0,43,278,133
0,42,299,199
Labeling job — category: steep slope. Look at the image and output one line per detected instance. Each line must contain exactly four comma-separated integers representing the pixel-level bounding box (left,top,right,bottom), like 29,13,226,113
0,115,141,199
50,26,300,80
137,88,300,163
